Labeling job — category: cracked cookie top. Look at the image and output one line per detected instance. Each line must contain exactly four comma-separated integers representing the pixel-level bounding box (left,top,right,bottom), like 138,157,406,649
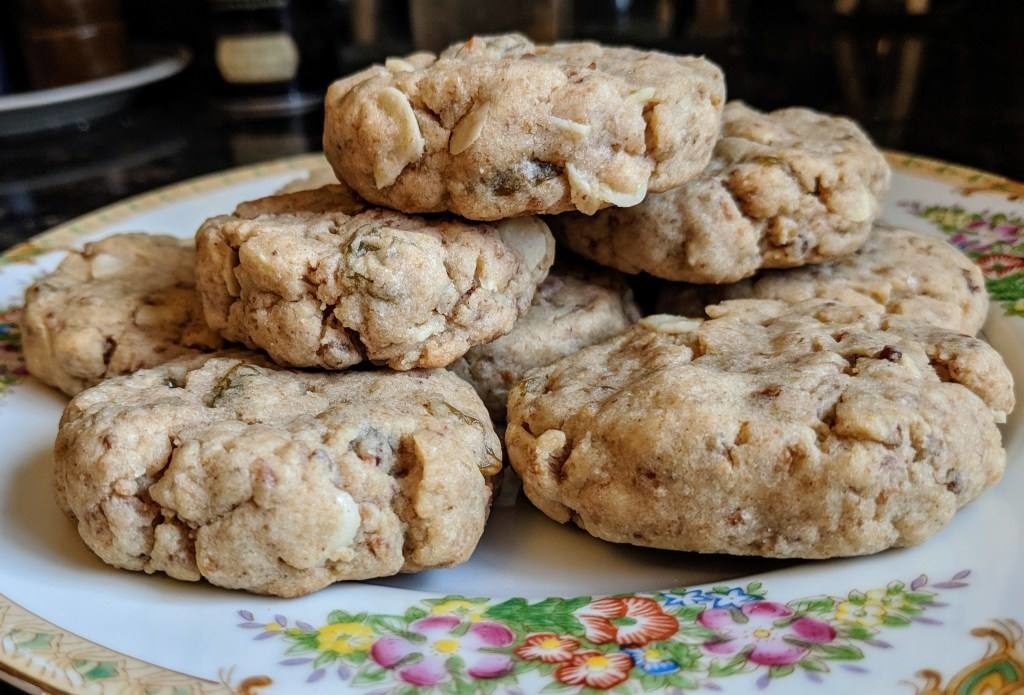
657,225,989,335
451,263,639,421
323,33,724,220
506,299,1012,559
195,185,555,370
54,353,502,597
554,101,892,283
21,233,222,396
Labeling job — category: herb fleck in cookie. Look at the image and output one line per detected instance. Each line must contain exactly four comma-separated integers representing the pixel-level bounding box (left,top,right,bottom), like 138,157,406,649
54,353,501,597
507,300,1013,558
323,33,724,220
451,265,639,421
554,102,891,282
21,233,221,396
196,185,555,370
658,226,989,335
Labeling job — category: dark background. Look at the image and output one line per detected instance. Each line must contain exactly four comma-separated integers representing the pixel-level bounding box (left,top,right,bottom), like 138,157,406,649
0,0,1022,250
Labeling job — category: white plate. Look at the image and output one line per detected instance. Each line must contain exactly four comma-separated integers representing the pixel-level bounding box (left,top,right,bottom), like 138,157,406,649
1,152,1022,694
0,46,190,136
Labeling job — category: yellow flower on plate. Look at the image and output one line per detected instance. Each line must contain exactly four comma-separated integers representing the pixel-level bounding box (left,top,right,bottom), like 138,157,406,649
316,622,375,654
835,601,887,628
430,599,485,622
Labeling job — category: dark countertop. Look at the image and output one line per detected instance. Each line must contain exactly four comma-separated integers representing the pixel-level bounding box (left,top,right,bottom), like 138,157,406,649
1,1,1022,250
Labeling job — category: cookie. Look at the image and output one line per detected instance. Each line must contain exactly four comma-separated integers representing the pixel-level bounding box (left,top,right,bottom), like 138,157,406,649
196,186,555,370
554,101,891,282
451,265,639,420
54,353,502,597
658,226,989,335
506,299,1013,558
323,33,724,220
21,233,221,396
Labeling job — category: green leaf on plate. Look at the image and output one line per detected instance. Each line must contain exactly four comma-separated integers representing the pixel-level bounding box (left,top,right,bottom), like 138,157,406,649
13,632,53,650
819,643,864,660
313,650,338,667
404,606,429,622
327,610,354,624
72,659,118,680
485,596,589,634
799,657,829,673
350,665,387,686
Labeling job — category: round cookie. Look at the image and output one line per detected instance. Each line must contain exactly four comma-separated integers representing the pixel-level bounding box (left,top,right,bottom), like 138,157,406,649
21,233,222,396
554,101,892,283
196,185,555,370
323,33,725,220
54,353,502,597
658,225,989,335
451,265,639,420
506,299,1013,559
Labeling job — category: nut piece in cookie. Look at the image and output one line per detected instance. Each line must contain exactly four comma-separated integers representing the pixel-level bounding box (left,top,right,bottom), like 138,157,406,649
196,185,555,370
554,101,892,283
323,33,725,220
657,225,990,335
451,264,640,421
54,353,502,597
21,233,222,396
507,299,1013,558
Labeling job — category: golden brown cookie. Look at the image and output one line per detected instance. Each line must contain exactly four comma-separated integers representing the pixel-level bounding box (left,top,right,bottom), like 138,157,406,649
323,34,724,220
507,300,1012,559
54,353,502,597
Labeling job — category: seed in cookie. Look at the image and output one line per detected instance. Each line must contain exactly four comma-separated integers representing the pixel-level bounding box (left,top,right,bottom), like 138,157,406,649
656,225,989,335
450,264,640,421
323,33,725,220
553,101,892,283
506,299,1013,559
54,353,502,597
195,185,555,370
21,233,222,396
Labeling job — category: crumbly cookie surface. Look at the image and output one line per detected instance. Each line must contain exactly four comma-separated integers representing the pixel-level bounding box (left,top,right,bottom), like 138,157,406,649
21,233,221,396
196,186,555,370
451,265,639,420
507,300,1013,558
658,226,989,334
555,101,892,282
323,33,724,220
54,353,501,597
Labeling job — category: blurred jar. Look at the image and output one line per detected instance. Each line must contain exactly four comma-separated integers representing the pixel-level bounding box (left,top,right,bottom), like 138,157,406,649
19,0,127,90
210,0,339,119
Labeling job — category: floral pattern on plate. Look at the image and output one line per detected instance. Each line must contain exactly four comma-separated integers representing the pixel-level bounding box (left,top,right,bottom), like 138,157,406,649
240,570,970,693
902,202,1024,317
0,306,25,396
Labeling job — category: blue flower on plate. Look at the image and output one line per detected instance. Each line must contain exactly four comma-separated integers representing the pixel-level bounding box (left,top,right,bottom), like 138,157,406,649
622,646,679,675
661,587,757,610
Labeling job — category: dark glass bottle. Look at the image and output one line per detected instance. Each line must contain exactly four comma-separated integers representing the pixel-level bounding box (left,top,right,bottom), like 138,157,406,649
209,0,339,118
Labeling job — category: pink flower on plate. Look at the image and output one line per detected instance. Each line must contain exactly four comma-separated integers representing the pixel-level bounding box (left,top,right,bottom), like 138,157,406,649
698,601,836,666
370,615,514,686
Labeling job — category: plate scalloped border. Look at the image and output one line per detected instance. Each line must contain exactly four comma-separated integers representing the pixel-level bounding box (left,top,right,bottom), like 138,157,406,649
1,151,1022,695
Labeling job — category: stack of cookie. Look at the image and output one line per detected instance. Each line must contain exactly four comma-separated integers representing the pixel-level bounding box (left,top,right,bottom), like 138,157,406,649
22,33,1013,597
